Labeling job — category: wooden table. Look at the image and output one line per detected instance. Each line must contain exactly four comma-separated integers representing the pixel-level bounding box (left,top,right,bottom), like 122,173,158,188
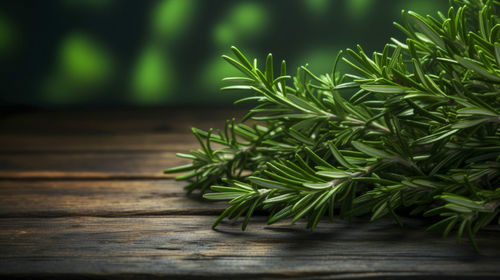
1,108,499,279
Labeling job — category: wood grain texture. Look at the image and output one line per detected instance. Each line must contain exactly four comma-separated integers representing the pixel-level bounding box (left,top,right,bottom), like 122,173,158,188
0,133,198,152
0,180,224,217
1,108,499,279
0,152,189,179
0,216,499,279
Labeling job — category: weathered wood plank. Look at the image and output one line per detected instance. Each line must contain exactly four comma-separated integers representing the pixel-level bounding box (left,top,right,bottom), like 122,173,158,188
0,180,224,217
0,216,499,279
0,133,198,152
1,108,499,279
0,152,189,179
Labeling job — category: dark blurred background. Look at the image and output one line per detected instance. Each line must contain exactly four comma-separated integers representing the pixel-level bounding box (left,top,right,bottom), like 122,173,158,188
0,0,448,108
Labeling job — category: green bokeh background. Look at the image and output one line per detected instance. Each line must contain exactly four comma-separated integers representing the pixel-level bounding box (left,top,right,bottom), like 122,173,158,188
0,0,448,108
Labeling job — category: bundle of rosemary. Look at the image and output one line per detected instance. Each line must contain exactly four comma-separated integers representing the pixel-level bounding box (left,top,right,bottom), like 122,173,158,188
165,0,500,250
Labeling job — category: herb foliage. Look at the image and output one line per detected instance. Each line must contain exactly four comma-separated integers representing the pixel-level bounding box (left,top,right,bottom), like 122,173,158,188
165,0,500,251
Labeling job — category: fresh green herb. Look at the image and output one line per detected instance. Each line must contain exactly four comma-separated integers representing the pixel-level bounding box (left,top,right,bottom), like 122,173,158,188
165,0,500,252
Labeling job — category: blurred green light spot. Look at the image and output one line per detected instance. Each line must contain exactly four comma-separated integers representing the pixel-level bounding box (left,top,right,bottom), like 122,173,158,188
213,23,237,47
152,0,195,40
131,46,173,104
212,2,268,46
230,2,267,35
43,33,114,104
59,33,113,84
0,15,13,54
345,0,375,20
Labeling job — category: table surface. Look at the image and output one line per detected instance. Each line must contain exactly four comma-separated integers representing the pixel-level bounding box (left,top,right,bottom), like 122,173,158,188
0,108,499,279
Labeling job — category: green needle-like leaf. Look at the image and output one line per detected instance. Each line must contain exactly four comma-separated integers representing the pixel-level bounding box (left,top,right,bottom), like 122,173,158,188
165,0,500,252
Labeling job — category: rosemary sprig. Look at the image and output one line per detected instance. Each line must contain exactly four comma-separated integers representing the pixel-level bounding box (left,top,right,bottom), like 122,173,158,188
165,0,500,251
